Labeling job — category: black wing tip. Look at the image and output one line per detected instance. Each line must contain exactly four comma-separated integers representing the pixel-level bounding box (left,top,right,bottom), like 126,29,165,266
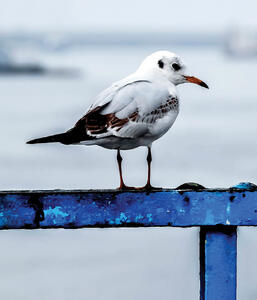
26,135,62,144
26,139,37,144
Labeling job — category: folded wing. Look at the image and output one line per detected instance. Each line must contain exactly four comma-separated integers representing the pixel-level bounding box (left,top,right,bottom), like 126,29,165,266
68,78,175,142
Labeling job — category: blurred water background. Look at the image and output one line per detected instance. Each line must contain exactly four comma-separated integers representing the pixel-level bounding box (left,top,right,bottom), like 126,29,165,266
0,0,257,299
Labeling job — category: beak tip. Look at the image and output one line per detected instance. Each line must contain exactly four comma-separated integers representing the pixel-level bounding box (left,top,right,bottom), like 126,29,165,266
200,82,209,89
184,76,209,89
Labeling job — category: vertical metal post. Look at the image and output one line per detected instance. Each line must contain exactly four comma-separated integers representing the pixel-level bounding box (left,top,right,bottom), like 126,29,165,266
200,226,237,300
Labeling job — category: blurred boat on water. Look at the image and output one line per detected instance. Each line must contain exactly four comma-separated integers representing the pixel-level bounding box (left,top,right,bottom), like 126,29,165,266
225,28,257,57
0,48,81,76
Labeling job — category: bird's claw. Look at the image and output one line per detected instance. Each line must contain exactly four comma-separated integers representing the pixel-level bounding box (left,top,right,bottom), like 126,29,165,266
117,184,162,191
117,184,137,191
138,184,162,191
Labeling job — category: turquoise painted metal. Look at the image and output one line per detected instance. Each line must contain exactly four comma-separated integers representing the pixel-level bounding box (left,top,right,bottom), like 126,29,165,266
0,182,256,300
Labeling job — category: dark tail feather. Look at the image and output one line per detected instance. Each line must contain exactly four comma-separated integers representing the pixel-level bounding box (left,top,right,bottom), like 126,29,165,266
27,133,68,144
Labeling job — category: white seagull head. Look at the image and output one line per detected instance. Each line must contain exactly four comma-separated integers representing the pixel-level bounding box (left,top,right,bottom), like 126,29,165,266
137,50,209,88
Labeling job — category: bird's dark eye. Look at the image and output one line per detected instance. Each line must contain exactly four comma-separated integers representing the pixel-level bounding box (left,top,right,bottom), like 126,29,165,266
172,63,181,71
158,59,164,69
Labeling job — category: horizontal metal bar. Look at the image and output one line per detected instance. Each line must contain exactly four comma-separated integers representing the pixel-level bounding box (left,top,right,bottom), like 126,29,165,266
0,182,256,229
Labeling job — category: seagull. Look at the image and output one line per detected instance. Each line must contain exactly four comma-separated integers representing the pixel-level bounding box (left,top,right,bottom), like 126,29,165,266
27,50,208,190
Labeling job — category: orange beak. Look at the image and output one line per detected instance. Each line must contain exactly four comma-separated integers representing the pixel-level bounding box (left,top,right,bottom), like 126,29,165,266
184,76,209,89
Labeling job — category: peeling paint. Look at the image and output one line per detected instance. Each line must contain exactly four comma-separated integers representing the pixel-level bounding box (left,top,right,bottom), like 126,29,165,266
115,212,130,224
146,213,153,222
0,182,256,229
44,206,69,224
135,214,144,222
0,212,4,227
226,203,231,215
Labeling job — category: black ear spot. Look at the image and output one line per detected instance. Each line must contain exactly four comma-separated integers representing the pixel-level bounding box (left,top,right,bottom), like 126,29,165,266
158,59,164,69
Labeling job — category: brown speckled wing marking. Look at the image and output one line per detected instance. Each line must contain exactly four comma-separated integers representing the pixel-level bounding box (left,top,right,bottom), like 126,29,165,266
130,95,179,125
150,95,179,119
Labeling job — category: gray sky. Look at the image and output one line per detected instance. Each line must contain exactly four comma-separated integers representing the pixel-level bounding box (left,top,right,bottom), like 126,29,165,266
0,0,257,32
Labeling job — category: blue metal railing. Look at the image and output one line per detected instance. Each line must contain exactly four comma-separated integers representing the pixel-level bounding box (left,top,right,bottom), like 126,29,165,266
0,181,256,300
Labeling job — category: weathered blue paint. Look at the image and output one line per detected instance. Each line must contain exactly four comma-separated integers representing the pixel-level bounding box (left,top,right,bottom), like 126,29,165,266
0,182,256,300
200,226,237,300
232,182,256,190
0,183,256,229
44,206,69,225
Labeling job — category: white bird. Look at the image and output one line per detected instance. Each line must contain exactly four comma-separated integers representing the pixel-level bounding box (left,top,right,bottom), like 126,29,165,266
27,50,208,190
